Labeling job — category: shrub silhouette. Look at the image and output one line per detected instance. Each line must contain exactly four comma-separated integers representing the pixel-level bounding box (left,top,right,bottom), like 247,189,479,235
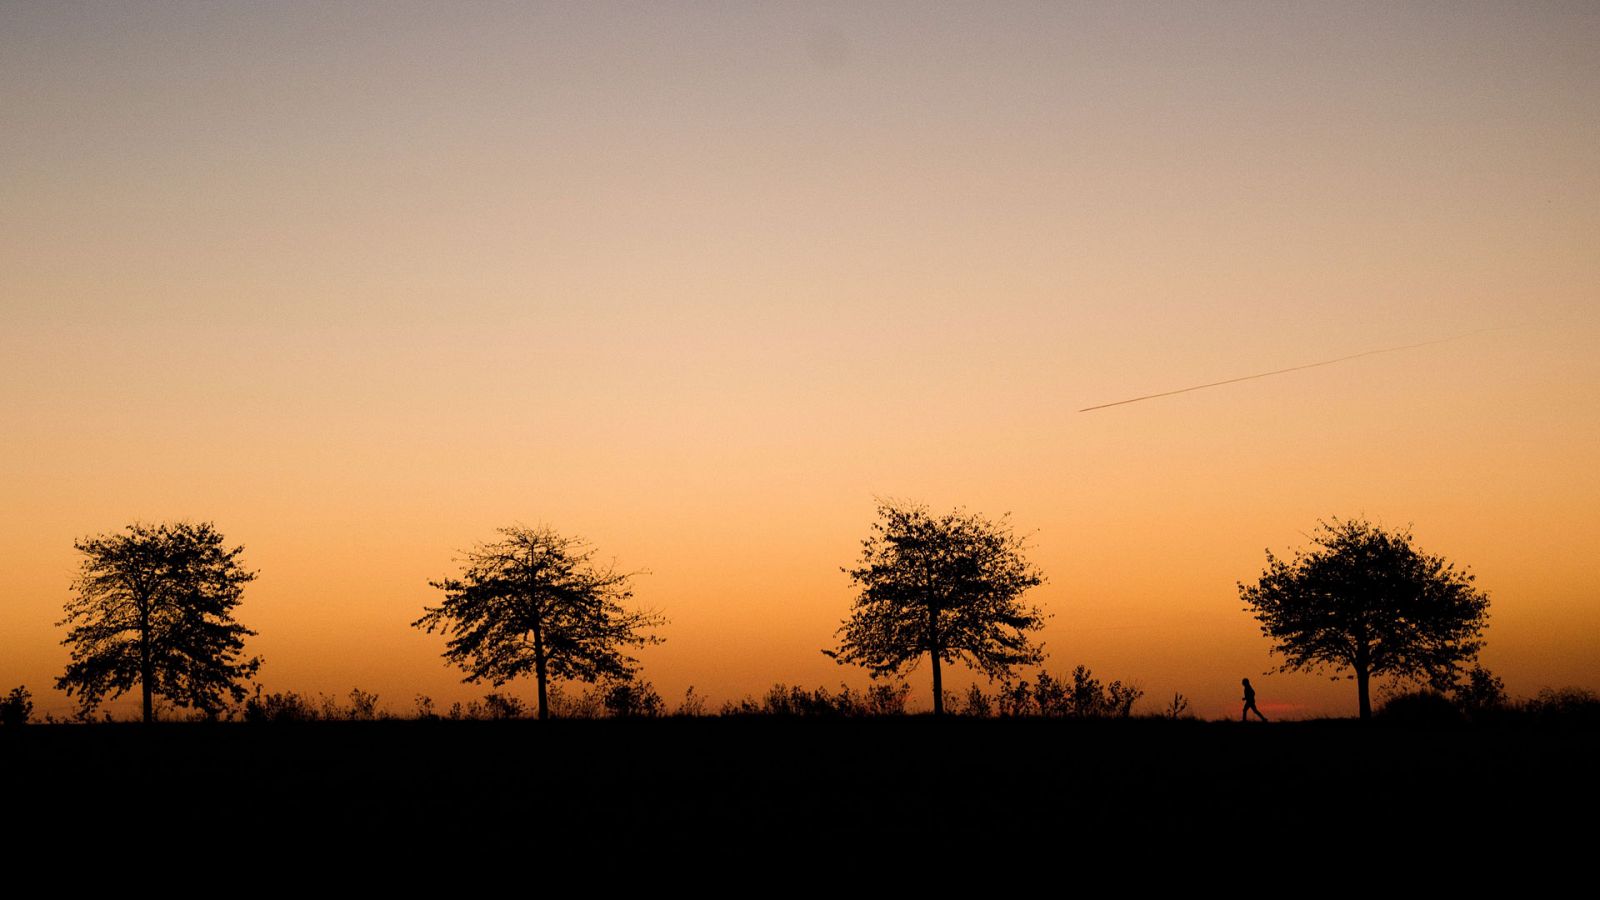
479,692,526,720
543,682,601,719
243,687,321,723
1,686,33,727
985,667,1144,717
239,686,384,722
346,688,381,721
603,680,664,718
1523,687,1600,723
1162,693,1191,720
673,686,707,717
996,680,1033,717
960,684,992,717
1376,690,1464,723
718,683,912,717
861,683,913,716
1450,665,1509,719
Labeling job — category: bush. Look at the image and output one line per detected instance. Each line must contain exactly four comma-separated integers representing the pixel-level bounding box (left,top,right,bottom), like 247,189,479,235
860,683,912,716
1161,692,1191,720
1449,665,1508,719
1376,690,1464,723
604,680,664,718
241,686,385,721
959,684,992,717
994,667,1144,718
720,684,834,716
674,686,707,717
717,683,912,717
545,683,601,719
346,688,381,721
1105,680,1144,718
480,692,527,720
995,680,1033,717
243,687,321,723
1523,687,1600,723
1,686,33,727
541,679,666,718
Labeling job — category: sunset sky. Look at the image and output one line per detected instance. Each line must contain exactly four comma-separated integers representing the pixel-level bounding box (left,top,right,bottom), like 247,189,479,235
3,2,1596,720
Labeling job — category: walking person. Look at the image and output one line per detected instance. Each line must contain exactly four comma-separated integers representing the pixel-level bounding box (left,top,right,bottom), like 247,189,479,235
1242,678,1268,722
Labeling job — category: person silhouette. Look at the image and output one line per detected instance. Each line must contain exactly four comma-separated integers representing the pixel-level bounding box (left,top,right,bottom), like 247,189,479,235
1241,678,1268,722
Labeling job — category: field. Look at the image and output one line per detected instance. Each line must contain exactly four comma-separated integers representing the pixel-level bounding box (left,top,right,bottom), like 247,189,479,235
6,718,1594,865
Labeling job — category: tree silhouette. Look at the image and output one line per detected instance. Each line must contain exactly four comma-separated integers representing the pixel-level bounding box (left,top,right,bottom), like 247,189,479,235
413,525,665,720
1239,518,1490,720
825,500,1048,715
57,521,261,723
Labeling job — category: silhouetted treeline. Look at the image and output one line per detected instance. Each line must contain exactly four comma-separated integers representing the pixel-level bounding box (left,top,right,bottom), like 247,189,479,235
13,665,1599,726
38,513,1583,726
0,666,1181,722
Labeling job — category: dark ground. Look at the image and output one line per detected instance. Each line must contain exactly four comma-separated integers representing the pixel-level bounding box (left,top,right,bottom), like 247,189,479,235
4,718,1594,868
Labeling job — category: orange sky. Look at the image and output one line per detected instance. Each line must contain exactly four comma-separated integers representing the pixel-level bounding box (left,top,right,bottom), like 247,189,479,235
3,2,1596,719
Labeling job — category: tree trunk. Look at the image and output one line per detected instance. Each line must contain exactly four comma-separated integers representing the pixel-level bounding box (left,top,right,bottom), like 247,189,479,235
532,623,548,721
1356,663,1371,721
928,600,943,717
139,599,153,725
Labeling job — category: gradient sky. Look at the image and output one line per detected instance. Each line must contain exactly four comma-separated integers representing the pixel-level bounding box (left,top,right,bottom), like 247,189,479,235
3,1,1596,719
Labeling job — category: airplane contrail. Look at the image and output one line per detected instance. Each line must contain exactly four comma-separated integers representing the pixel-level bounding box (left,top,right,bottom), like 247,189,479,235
1079,325,1519,413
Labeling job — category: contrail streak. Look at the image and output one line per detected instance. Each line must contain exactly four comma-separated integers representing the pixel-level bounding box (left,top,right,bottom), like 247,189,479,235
1079,326,1517,413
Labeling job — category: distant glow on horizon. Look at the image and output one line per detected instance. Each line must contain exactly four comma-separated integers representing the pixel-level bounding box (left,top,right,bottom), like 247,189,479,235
2,2,1597,720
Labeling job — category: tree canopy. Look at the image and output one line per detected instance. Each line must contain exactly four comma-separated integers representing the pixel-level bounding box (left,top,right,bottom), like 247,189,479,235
57,521,261,722
1239,518,1490,719
412,524,665,720
825,500,1048,715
